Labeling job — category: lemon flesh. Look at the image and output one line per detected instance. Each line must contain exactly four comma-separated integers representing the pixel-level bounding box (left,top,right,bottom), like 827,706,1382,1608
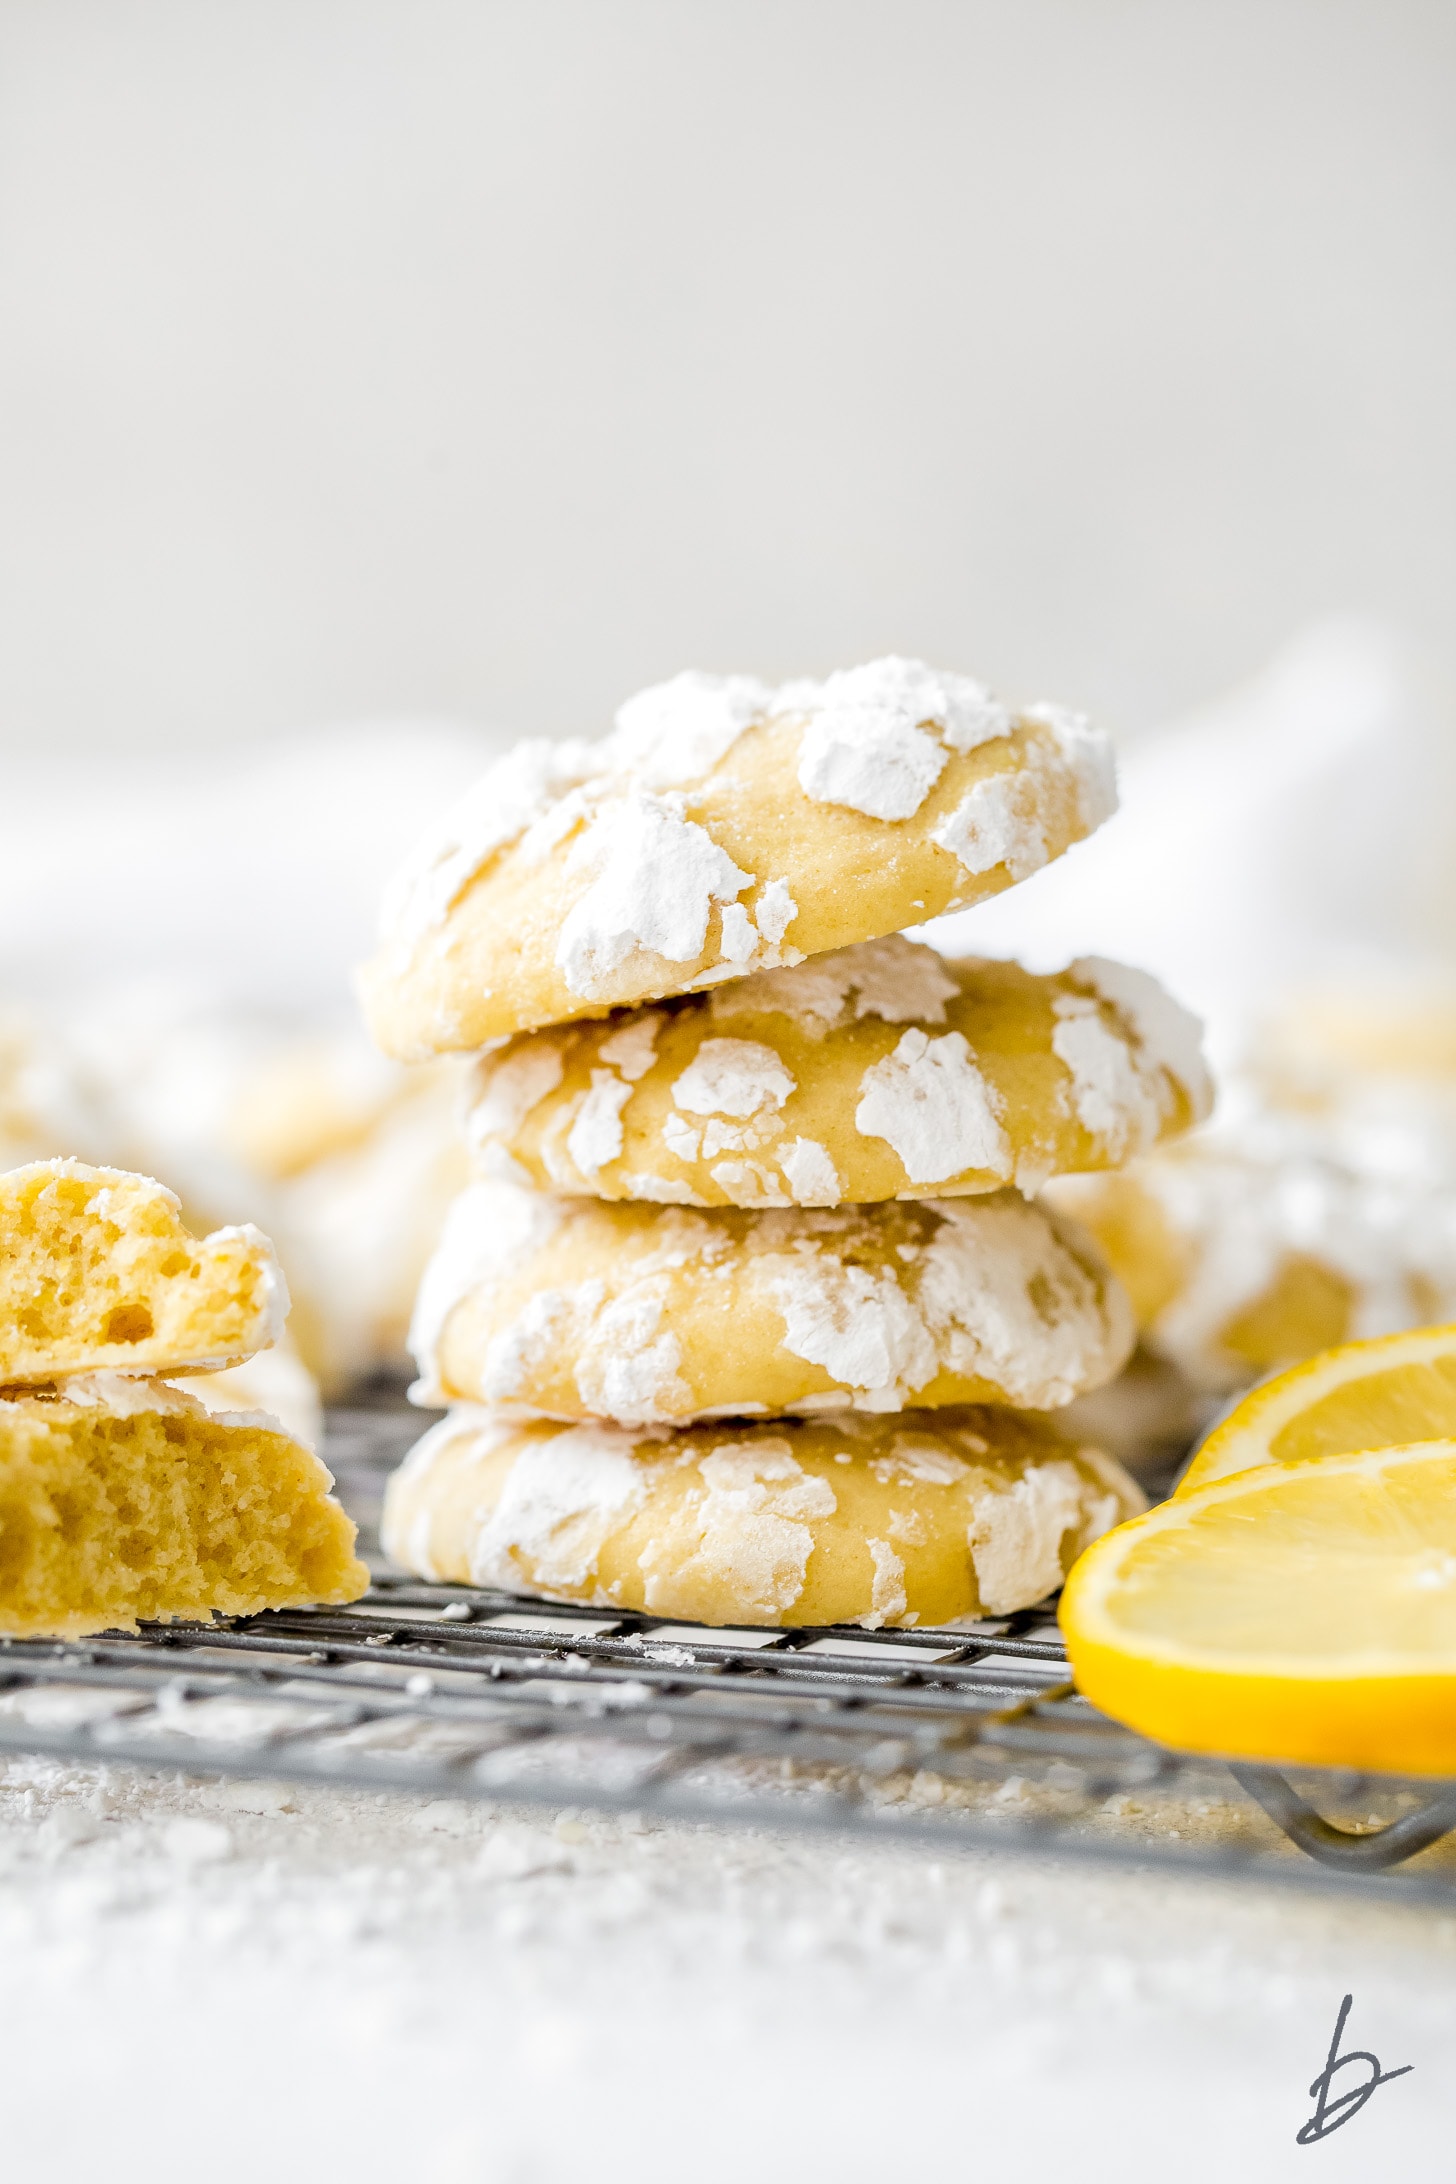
1061,1444,1456,1775
1178,1323,1456,1494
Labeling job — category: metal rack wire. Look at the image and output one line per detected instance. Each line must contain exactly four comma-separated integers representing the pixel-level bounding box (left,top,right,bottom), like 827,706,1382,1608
1,1391,1454,1897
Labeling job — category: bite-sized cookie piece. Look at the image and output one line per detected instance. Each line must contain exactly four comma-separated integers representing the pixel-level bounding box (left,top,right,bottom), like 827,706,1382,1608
464,939,1210,1209
382,1406,1144,1627
359,658,1116,1055
0,1161,287,1383
0,1376,366,1638
410,1180,1134,1423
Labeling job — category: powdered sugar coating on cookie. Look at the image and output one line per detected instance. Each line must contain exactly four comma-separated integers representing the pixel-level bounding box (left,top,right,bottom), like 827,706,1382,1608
854,1029,1012,1185
555,791,754,1000
361,658,1118,1055
785,657,1012,821
463,944,1211,1210
410,1179,1135,1425
381,1404,1145,1627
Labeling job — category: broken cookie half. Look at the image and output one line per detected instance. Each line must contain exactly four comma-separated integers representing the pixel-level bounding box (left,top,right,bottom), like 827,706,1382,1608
0,1158,364,1635
0,1375,366,1638
0,1160,287,1382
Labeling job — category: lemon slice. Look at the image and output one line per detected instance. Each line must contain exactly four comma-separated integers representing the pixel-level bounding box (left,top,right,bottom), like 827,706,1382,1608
1061,1443,1456,1774
1178,1322,1456,1496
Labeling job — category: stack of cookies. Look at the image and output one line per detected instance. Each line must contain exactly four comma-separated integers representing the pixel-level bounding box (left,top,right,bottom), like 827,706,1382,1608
0,1159,365,1636
363,658,1211,1628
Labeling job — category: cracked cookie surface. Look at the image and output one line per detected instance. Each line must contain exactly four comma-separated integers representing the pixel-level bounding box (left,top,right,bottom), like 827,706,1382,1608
359,658,1116,1054
382,1404,1144,1627
464,939,1211,1209
410,1180,1134,1425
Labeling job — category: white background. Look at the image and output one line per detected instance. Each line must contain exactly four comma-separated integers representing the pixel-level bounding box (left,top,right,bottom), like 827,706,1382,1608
2,0,1453,752
2,17,1456,2178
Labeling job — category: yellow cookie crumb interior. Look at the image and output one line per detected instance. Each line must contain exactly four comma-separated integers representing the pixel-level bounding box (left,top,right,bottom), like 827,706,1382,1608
0,1162,278,1381
0,1395,366,1637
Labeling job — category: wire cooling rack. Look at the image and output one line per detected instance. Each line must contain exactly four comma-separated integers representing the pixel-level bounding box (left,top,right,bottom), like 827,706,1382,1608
2,1389,1455,1899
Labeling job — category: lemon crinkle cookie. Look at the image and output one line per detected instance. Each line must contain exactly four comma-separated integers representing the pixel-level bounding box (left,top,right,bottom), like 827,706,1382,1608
410,1180,1134,1425
359,658,1117,1054
0,1375,366,1638
0,1160,286,1382
465,939,1211,1209
1049,1124,1456,1394
382,1407,1144,1628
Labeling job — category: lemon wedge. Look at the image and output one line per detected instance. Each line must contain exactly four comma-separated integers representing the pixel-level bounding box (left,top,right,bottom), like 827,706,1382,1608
1178,1322,1456,1495
1060,1444,1456,1774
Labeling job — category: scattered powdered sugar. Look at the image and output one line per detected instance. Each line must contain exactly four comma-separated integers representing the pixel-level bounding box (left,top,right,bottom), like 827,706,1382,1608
770,1259,938,1405
555,791,753,999
713,935,960,1031
933,768,1050,882
606,671,771,787
566,1070,635,1178
1051,996,1165,1162
596,1014,660,1083
860,1538,909,1630
777,1136,843,1206
967,1461,1088,1615
1068,958,1212,1117
381,739,593,945
638,1440,836,1618
467,1041,567,1149
673,1039,796,1119
467,1425,649,1595
855,1029,1012,1185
